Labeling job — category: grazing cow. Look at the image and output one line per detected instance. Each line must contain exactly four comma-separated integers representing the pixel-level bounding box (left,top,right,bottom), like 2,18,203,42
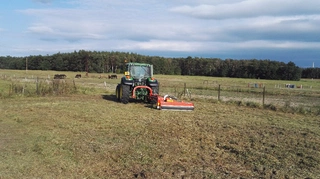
75,74,81,78
285,84,295,88
54,74,66,79
108,74,117,79
99,74,106,79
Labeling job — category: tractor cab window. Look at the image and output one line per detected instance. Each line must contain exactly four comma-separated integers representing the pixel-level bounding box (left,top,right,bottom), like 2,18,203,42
129,65,151,78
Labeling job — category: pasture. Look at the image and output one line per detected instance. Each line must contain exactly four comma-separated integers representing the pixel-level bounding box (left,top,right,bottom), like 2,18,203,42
0,70,320,178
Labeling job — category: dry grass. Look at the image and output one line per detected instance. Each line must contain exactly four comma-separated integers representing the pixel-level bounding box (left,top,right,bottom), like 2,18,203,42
1,93,319,178
1,69,320,178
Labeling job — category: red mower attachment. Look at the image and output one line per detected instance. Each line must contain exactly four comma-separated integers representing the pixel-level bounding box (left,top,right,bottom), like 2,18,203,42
152,95,194,111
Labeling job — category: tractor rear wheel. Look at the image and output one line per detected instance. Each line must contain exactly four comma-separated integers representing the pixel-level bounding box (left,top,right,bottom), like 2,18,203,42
121,84,130,104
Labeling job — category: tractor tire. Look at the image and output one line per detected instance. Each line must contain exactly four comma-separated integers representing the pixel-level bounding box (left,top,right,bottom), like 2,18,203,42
121,84,130,104
115,84,121,101
151,86,159,95
148,86,159,104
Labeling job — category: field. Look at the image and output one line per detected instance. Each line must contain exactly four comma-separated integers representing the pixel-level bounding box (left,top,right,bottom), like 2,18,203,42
0,70,320,178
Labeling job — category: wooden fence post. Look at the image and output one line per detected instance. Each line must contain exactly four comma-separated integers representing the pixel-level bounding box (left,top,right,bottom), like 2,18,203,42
218,84,221,101
262,86,265,106
184,83,186,96
36,77,39,95
174,86,177,97
74,80,77,90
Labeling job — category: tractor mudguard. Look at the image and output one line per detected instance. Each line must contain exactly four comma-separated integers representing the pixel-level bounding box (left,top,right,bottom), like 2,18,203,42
146,78,158,87
121,76,133,85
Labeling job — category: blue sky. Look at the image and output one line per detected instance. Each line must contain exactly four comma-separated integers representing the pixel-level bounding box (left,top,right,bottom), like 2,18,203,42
1,0,320,67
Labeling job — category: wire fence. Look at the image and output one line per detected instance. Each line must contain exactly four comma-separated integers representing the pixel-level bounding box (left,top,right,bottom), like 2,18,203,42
159,81,320,111
1,73,320,114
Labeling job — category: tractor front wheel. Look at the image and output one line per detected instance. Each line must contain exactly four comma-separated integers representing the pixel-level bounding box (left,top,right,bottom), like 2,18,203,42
148,86,159,104
152,86,159,95
121,84,130,104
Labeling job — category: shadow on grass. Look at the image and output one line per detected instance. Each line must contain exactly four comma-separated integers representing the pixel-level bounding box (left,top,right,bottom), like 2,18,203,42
101,94,156,109
101,94,118,102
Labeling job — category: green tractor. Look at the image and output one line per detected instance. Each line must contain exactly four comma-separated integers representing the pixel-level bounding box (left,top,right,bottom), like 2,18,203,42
115,62,159,104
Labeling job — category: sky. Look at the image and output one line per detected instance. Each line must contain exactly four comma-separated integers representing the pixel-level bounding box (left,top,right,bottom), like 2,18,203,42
1,0,320,68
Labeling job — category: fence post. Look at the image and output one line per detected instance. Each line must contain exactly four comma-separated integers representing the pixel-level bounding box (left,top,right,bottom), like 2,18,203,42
74,80,77,90
36,77,39,95
184,83,186,96
9,83,11,96
262,86,265,106
174,87,177,97
218,84,221,101
23,84,25,95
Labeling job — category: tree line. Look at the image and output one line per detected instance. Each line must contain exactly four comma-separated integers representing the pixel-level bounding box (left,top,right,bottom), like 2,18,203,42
0,50,318,80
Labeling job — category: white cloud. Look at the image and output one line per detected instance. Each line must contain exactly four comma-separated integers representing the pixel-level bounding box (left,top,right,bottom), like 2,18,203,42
170,0,320,19
136,40,202,51
28,25,54,33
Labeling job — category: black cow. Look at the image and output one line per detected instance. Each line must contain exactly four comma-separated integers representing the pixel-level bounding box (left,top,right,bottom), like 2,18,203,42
75,74,81,78
54,74,66,79
108,74,117,79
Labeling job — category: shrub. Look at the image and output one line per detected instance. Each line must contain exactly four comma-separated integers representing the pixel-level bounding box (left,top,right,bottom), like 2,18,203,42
264,104,277,111
245,101,261,108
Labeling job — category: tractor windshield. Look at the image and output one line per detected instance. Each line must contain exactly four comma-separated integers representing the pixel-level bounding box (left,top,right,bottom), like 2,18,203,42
129,65,152,79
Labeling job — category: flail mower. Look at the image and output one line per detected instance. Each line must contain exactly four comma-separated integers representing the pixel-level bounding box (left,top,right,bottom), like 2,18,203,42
152,95,194,111
115,62,194,111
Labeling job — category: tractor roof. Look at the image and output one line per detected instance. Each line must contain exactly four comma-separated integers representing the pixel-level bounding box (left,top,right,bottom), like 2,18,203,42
126,62,152,66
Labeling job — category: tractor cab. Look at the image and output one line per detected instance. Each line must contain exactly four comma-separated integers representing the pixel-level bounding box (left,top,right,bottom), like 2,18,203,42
124,63,155,87
127,63,152,79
